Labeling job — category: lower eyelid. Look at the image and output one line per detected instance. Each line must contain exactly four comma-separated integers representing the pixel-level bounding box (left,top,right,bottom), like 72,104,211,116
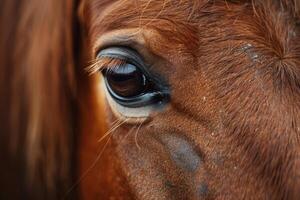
102,79,152,122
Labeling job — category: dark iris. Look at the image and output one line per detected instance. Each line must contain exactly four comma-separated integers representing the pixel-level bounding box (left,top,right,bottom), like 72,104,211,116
105,63,149,98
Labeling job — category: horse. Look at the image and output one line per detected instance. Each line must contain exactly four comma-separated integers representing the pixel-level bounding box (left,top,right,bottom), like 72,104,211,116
1,0,300,199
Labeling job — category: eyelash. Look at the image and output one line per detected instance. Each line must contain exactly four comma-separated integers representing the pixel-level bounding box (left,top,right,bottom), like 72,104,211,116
86,56,126,75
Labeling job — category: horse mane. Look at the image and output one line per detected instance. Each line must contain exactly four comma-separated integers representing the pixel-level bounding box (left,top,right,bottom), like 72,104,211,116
0,0,78,198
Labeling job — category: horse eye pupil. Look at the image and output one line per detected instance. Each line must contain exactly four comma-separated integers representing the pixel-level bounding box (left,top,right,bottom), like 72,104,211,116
105,64,147,98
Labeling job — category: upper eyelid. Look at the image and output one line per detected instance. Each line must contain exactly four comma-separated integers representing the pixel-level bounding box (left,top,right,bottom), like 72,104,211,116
95,47,168,89
96,46,153,76
92,29,167,78
92,29,164,71
97,46,145,67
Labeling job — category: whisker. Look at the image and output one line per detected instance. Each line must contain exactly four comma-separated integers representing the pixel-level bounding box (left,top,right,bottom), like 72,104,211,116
97,118,122,141
64,128,113,197
105,118,121,130
98,118,123,141
64,118,128,198
134,121,143,151
120,125,138,145
97,118,129,143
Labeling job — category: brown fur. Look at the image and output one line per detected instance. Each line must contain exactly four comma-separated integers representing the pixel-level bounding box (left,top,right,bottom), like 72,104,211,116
80,0,300,199
1,0,300,199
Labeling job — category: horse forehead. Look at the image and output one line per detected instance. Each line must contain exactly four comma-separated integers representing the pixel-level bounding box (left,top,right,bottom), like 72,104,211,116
88,0,199,32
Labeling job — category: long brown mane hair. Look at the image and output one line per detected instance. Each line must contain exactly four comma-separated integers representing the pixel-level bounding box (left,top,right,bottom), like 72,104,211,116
0,0,79,199
1,0,300,199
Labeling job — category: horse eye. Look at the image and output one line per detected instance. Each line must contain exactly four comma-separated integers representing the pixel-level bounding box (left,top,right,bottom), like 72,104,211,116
98,47,170,108
104,63,148,98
